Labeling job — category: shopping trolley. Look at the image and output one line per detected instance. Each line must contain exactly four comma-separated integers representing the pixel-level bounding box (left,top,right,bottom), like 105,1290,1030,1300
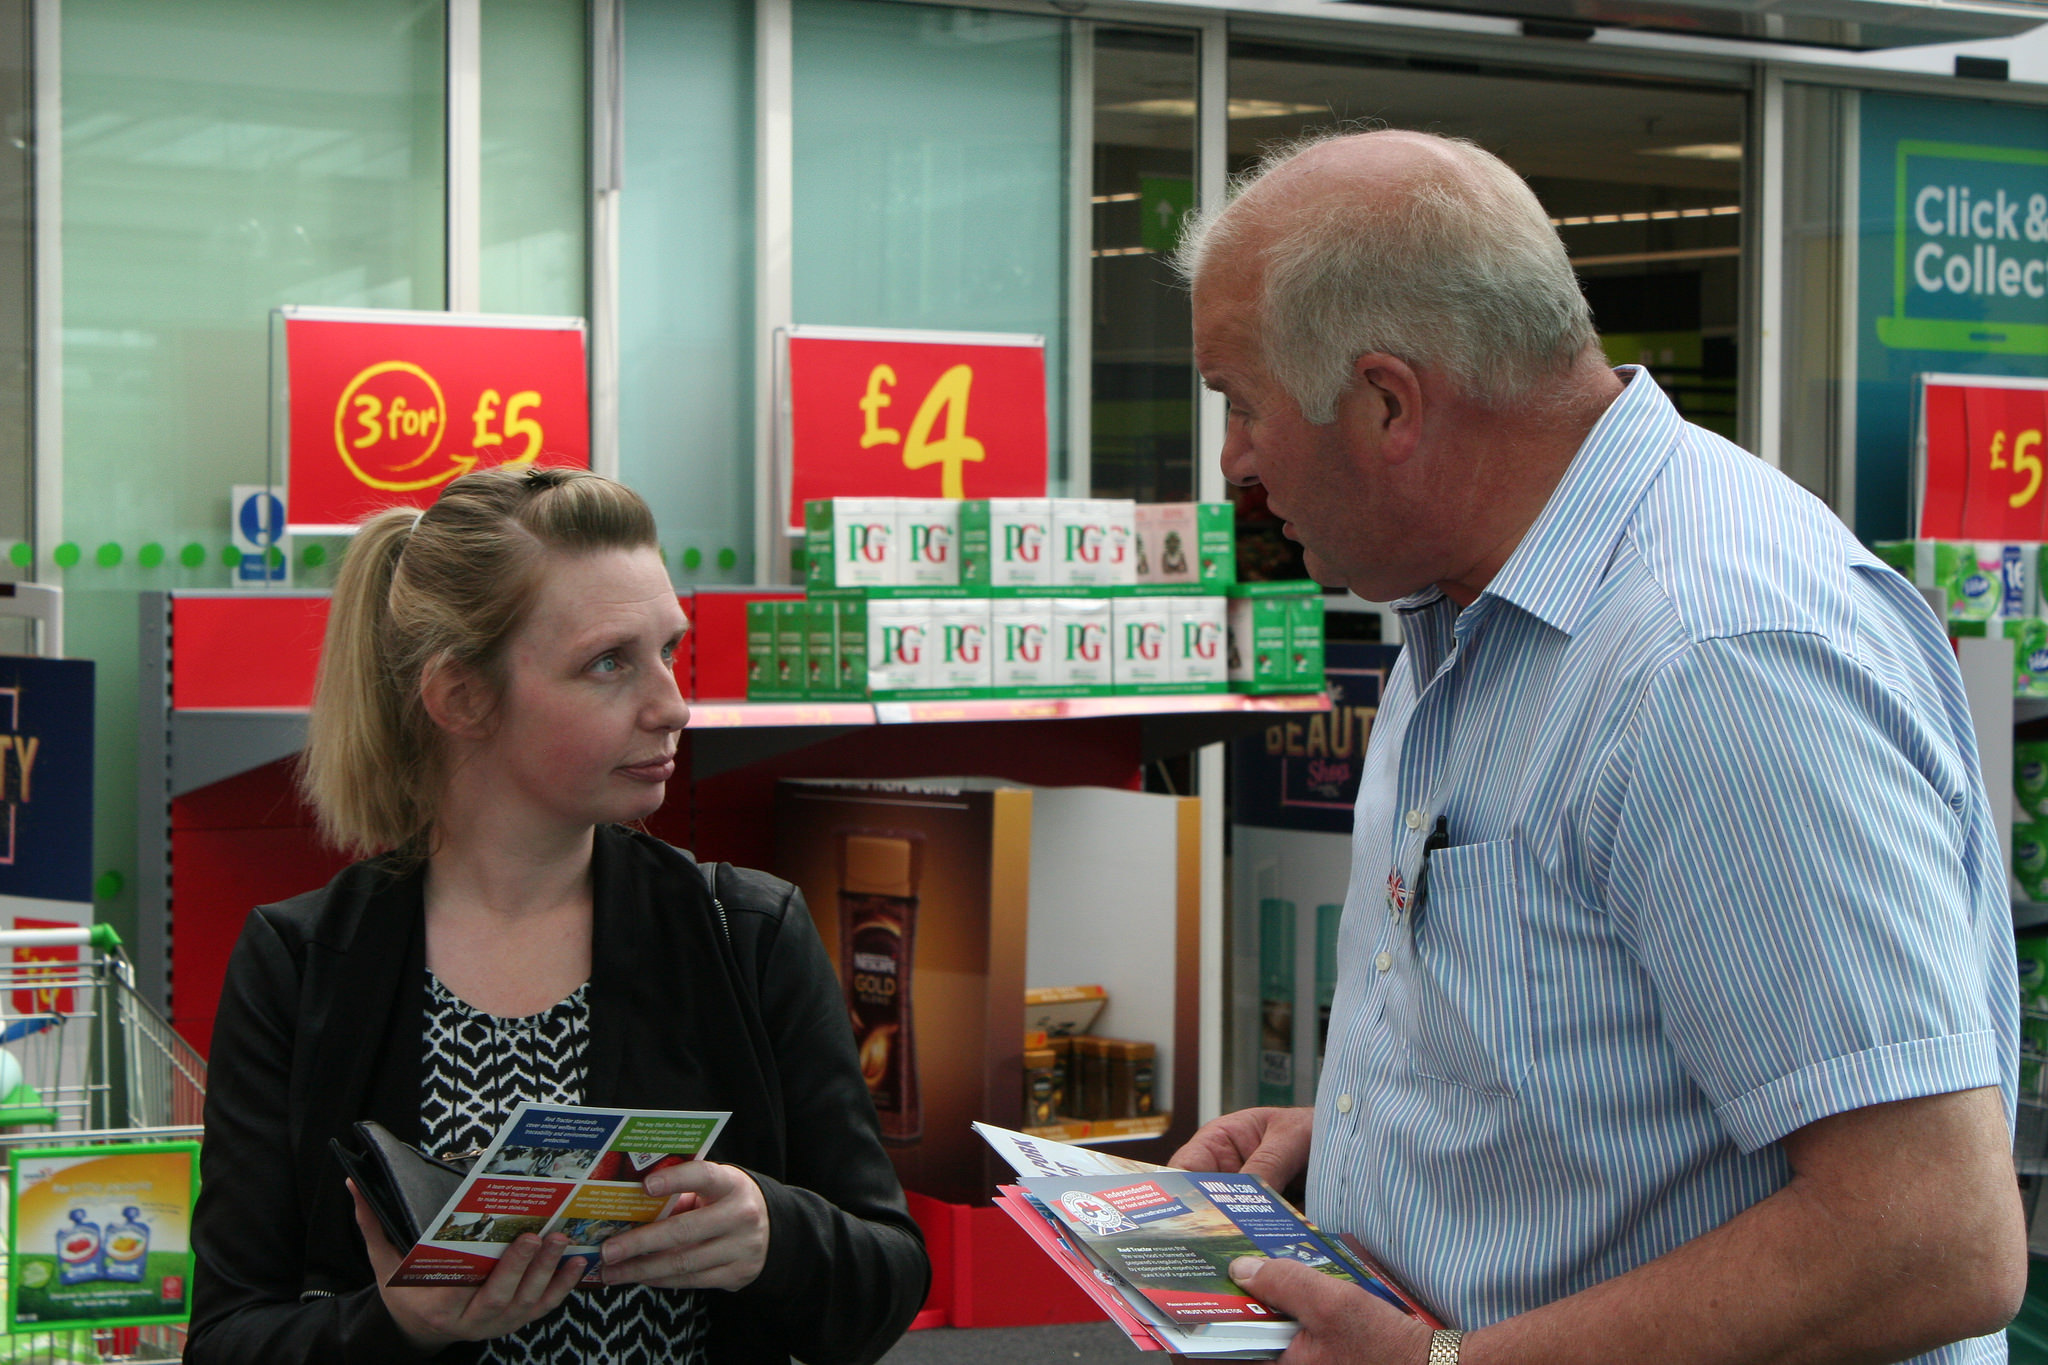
0,925,207,1363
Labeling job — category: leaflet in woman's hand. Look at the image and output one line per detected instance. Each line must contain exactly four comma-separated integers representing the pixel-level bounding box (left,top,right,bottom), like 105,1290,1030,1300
387,1101,730,1287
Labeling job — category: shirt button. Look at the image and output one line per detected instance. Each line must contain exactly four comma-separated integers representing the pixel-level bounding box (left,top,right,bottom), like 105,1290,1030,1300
1405,809,1423,830
1337,1094,1354,1114
1375,951,1392,972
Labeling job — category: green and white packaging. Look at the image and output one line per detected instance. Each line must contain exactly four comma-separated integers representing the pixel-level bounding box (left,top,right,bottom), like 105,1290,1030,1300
1171,596,1228,691
898,499,962,590
803,598,839,698
1134,503,1235,593
1051,597,1114,694
1908,541,2011,623
805,498,899,592
865,598,931,699
1287,594,1327,690
2019,932,2048,1013
774,601,808,698
2019,740,2048,820
833,598,867,698
992,597,1055,695
1227,594,1291,691
961,498,1053,593
745,601,777,700
1051,499,1137,591
2011,618,2048,698
1870,540,1917,577
930,599,992,697
2017,820,2048,902
747,600,805,701
1111,597,1173,691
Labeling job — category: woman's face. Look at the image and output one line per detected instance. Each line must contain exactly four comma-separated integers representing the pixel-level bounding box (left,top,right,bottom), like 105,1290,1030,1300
465,546,690,835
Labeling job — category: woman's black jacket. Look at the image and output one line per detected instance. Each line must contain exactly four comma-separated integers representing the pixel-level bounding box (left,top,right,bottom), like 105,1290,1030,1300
186,825,930,1365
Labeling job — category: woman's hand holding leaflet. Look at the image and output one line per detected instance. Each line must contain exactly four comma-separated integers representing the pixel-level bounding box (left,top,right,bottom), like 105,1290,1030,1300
597,1160,770,1292
348,1178,587,1351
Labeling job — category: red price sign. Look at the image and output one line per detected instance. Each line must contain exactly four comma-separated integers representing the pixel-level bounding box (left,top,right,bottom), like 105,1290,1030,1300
785,326,1047,528
1917,374,2048,541
282,308,589,531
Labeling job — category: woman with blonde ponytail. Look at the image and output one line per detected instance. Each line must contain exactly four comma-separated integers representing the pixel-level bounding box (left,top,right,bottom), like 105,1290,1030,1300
188,468,927,1365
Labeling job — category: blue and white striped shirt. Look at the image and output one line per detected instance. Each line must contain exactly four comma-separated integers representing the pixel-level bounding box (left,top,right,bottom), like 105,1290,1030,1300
1305,368,2017,1363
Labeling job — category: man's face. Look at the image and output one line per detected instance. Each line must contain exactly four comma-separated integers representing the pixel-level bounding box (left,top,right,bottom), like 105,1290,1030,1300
1194,272,1404,598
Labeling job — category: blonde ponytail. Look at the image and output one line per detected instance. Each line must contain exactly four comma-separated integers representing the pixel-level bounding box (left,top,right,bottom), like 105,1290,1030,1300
299,467,659,857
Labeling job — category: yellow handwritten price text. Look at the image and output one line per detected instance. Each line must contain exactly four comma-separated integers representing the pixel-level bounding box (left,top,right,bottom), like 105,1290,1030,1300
1989,428,2044,509
857,363,986,499
334,363,546,492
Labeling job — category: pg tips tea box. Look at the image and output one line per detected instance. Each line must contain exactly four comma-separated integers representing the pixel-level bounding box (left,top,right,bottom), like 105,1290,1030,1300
1134,503,1235,594
961,498,1054,594
992,597,1056,695
898,499,965,592
1052,597,1114,695
866,598,932,699
1051,499,1137,592
931,600,993,698
1227,593,1290,692
806,498,899,592
1112,597,1173,692
746,601,805,701
1171,596,1227,692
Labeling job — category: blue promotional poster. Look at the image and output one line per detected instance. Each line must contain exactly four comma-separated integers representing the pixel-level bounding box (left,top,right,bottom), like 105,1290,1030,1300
1858,92,2048,539
0,655,94,908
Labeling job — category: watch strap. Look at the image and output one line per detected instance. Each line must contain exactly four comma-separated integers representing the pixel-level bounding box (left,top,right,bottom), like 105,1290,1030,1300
1428,1328,1463,1363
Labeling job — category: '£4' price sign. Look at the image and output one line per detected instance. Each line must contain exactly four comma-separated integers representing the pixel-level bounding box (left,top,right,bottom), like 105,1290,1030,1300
857,364,986,499
1989,428,2044,509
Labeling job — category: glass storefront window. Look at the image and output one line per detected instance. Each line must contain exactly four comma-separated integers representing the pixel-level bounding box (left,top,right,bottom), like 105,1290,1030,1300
1226,44,1745,439
60,0,448,938
792,0,1068,491
0,0,26,646
1849,90,2048,540
481,0,588,319
1089,27,1197,505
618,0,753,581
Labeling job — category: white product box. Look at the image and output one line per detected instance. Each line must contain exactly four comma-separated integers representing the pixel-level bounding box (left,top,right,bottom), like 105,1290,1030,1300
981,498,1054,590
865,597,931,697
1171,596,1228,688
1051,498,1138,590
930,598,992,695
897,498,961,589
992,597,1056,694
1112,597,1173,690
1052,597,1115,694
808,497,899,589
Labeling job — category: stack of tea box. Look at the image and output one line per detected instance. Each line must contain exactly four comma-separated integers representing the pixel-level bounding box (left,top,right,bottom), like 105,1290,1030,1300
1873,540,2048,697
745,497,1325,702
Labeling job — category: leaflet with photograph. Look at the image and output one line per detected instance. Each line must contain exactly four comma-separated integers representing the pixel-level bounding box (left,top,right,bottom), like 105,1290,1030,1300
387,1102,730,1288
975,1122,1438,1358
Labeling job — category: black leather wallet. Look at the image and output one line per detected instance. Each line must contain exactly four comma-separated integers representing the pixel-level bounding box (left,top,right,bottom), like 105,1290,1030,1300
331,1121,474,1252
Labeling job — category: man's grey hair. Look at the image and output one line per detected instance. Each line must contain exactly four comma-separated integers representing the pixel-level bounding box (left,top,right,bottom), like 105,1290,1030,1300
1172,129,1597,422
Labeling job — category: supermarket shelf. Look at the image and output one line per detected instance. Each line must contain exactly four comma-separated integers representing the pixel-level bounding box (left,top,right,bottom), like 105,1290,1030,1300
165,693,1336,793
687,691,1332,777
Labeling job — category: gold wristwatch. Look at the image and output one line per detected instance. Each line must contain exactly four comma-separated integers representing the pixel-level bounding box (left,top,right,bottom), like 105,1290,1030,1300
1428,1328,1464,1362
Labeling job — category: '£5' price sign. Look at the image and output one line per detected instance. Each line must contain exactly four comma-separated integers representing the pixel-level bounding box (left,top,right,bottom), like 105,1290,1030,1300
284,310,590,531
1988,428,2044,509
1916,376,2048,541
336,363,546,492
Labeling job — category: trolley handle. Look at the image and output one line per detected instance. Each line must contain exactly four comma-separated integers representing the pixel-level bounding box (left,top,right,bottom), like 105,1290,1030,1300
0,925,122,951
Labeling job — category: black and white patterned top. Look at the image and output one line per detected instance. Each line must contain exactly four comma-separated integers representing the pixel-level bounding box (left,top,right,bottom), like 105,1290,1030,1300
421,972,709,1365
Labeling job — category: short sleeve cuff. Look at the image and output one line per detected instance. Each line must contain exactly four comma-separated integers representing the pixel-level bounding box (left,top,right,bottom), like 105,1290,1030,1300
1715,1031,2003,1154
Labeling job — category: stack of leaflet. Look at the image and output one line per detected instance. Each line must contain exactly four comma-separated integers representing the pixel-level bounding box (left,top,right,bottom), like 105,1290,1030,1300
975,1122,1438,1358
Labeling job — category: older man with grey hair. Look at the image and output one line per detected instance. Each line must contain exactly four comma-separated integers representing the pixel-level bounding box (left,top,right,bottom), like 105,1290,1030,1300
1173,129,2025,1365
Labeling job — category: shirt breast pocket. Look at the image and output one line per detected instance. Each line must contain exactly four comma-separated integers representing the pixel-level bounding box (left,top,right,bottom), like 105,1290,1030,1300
1385,837,1531,1097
